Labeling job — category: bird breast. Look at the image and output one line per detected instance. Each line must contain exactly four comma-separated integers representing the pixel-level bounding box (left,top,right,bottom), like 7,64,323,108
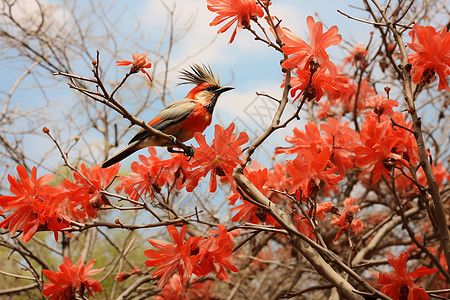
163,105,212,142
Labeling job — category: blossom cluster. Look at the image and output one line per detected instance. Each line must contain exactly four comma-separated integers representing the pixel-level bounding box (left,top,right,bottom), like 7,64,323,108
42,256,103,299
407,24,450,91
279,16,342,102
144,224,239,288
0,163,120,242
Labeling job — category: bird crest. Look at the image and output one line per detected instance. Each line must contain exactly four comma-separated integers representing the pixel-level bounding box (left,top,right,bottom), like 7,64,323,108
178,64,220,87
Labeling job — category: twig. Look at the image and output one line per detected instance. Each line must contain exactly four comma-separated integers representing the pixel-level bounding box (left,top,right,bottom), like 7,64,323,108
66,214,194,232
233,231,260,252
0,269,35,280
116,275,154,300
281,284,333,298
337,9,411,29
256,92,281,103
0,283,39,296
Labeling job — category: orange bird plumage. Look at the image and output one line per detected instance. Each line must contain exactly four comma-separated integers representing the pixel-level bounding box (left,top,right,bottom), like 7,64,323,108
102,64,233,168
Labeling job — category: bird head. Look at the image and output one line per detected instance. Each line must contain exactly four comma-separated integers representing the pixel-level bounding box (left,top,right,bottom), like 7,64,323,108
179,64,234,112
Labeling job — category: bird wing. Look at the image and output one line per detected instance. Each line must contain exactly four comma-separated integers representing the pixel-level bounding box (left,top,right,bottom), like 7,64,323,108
128,98,197,145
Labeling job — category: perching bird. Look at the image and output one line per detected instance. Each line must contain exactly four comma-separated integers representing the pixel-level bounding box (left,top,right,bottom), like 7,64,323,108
101,64,233,168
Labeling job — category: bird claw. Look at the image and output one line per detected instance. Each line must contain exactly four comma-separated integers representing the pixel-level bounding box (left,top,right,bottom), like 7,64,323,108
184,146,195,159
167,146,195,160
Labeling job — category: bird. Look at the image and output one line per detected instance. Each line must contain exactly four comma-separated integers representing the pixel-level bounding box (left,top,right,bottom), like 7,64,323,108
101,64,233,168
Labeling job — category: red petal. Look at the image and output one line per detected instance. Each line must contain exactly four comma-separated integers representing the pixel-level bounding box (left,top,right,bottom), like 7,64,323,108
409,266,438,280
116,60,133,66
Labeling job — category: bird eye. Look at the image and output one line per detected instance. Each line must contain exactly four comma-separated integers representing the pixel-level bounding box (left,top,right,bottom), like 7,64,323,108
206,86,215,91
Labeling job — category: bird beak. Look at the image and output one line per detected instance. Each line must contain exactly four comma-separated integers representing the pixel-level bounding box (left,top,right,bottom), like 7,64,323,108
215,86,234,94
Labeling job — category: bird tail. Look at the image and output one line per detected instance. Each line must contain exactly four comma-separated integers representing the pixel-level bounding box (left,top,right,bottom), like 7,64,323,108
102,141,140,168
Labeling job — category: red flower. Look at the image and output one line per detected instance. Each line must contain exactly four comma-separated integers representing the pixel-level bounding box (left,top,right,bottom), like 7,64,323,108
363,95,398,117
207,0,264,44
320,116,361,176
390,112,420,165
275,121,325,155
115,147,169,200
316,100,331,119
266,163,292,204
63,163,119,220
313,202,334,219
293,202,334,241
355,115,410,183
155,273,187,300
418,162,449,189
286,145,343,198
378,252,437,299
331,198,365,242
228,167,270,224
114,268,141,282
281,16,342,74
208,223,240,240
115,272,128,282
330,76,376,115
155,275,216,300
156,153,193,191
117,53,153,82
276,118,360,176
293,212,316,240
0,165,71,242
343,43,368,68
144,225,194,288
407,24,450,91
396,162,450,196
42,256,103,299
187,123,248,193
287,65,340,102
191,224,239,282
